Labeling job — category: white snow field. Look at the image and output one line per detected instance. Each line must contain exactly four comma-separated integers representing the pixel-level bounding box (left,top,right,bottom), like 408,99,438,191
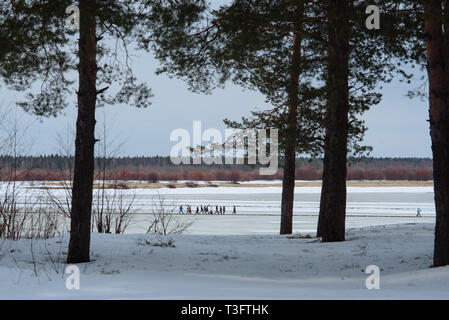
1,182,447,299
0,223,448,299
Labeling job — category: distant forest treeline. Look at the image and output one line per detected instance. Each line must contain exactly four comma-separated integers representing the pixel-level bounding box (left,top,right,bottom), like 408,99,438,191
0,155,433,171
0,155,433,181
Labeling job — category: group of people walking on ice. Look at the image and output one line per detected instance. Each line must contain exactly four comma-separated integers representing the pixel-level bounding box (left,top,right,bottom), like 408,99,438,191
179,204,236,215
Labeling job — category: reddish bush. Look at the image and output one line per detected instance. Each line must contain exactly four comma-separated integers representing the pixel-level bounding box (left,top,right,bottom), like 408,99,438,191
364,168,385,180
228,169,242,183
384,167,411,180
0,164,435,183
188,170,205,181
414,168,433,181
147,171,159,183
115,168,131,180
213,170,228,181
274,169,284,180
202,172,215,182
162,171,180,182
347,168,367,180
295,166,321,180
240,172,253,181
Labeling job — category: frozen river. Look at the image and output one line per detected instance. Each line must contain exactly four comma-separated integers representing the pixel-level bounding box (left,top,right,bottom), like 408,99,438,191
123,186,435,235
7,182,436,235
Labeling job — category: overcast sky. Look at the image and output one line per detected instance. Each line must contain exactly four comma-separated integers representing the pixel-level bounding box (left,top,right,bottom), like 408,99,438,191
0,42,431,158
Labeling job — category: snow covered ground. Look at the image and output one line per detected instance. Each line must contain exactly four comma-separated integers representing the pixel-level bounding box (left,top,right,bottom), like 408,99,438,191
128,214,435,235
0,223,448,299
1,182,446,299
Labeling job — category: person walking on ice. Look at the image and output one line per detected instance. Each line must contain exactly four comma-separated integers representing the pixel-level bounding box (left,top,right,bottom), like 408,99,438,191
416,208,422,217
233,206,236,215
179,205,184,214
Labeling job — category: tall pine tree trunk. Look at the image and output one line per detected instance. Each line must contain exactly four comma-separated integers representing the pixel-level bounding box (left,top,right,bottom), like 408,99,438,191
317,0,350,242
280,6,304,235
67,0,97,263
422,0,449,267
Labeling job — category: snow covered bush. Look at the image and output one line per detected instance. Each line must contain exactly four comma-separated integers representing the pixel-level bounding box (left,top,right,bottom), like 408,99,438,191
146,194,194,235
92,182,136,234
0,183,62,240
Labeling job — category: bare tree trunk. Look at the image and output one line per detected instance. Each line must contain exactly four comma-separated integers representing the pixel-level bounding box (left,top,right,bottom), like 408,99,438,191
422,0,449,267
280,5,304,235
317,0,350,242
67,0,97,263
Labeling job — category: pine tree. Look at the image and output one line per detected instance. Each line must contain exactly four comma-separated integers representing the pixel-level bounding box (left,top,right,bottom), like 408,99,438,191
141,0,310,234
421,0,449,267
385,0,449,267
316,0,411,241
140,0,377,235
1,0,152,263
316,0,351,241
